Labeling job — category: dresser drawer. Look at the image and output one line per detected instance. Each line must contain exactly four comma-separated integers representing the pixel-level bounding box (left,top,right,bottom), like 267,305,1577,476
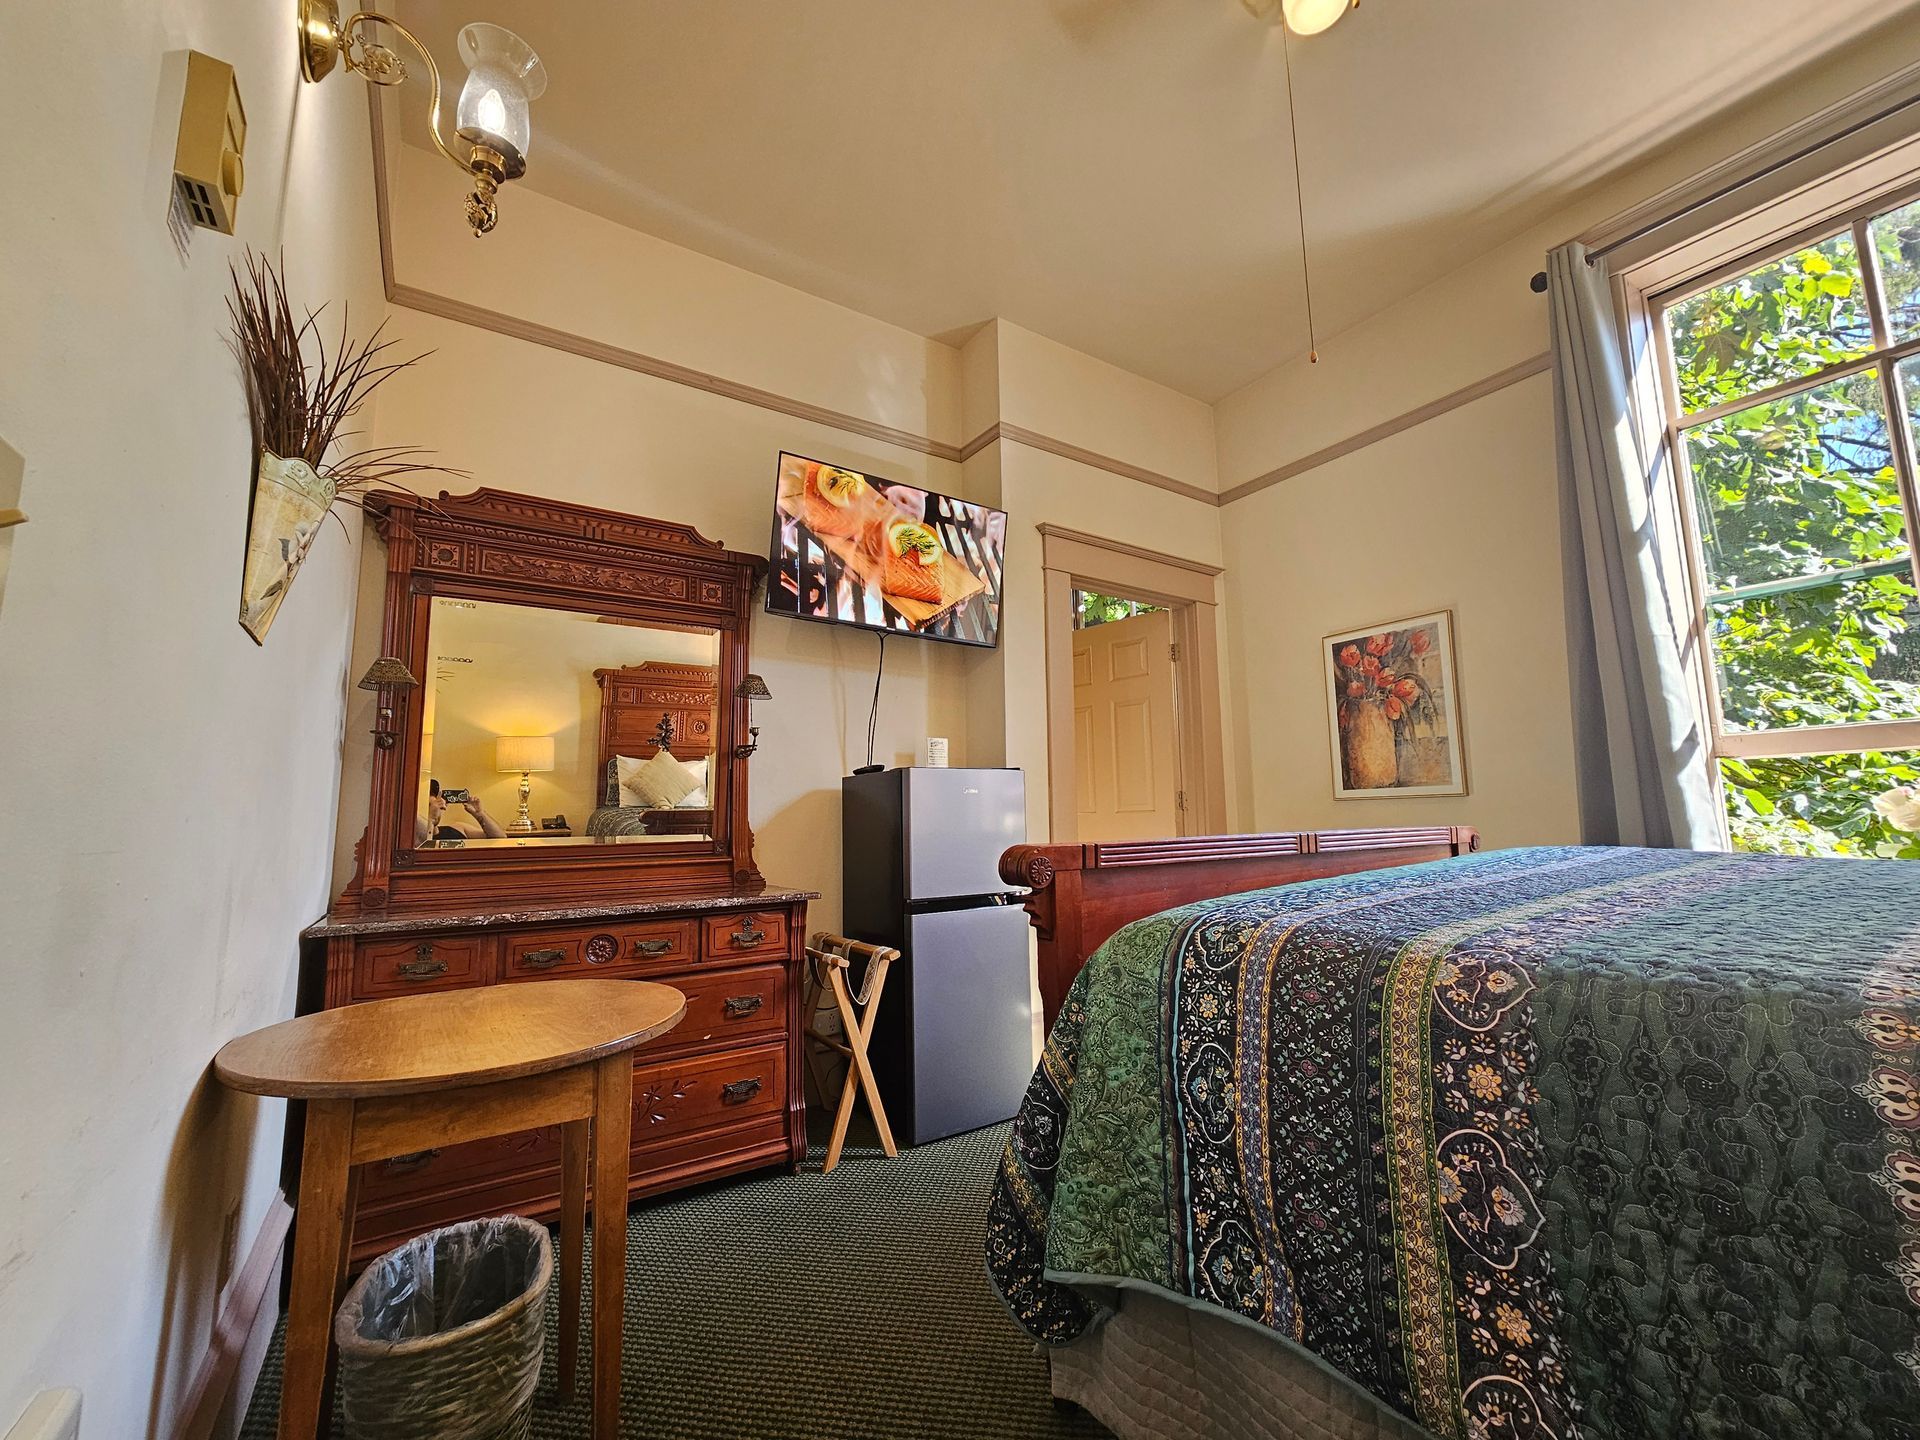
357,1124,557,1201
648,964,785,1051
631,1040,786,1143
501,919,696,981
700,910,790,960
353,935,491,998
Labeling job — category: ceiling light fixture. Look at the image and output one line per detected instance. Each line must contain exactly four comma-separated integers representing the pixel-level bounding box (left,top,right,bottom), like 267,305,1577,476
296,1,546,237
1240,0,1357,36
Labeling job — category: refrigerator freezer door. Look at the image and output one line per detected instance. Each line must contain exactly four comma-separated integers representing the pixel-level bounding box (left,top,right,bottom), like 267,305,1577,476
903,902,1034,1144
902,768,1027,902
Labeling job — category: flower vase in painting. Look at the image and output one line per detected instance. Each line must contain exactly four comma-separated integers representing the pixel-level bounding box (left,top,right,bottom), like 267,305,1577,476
1324,611,1466,799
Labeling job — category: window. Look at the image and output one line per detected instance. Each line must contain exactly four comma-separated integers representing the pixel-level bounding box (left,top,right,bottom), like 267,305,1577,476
1072,589,1164,629
1655,188,1920,858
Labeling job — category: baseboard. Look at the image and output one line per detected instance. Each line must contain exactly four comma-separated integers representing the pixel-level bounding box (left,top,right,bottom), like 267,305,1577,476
171,1191,293,1440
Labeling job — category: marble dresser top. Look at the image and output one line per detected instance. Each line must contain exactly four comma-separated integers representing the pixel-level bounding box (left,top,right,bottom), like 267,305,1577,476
304,884,819,940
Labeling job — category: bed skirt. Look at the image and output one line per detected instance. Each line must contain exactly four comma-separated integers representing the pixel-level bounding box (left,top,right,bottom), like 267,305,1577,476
1049,1291,1431,1440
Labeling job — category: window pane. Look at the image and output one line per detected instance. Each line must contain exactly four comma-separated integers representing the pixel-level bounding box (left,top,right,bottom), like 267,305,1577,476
1073,589,1163,629
1666,232,1872,413
1870,198,1920,343
1710,571,1920,731
1683,371,1903,591
1894,353,1920,465
1720,749,1920,859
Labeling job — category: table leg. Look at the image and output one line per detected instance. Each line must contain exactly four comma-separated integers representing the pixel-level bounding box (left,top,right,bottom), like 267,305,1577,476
280,1100,356,1440
591,1055,634,1440
559,1116,589,1399
315,1161,360,1435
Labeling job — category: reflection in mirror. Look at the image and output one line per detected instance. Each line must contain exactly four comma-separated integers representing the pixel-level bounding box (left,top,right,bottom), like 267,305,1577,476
418,598,721,848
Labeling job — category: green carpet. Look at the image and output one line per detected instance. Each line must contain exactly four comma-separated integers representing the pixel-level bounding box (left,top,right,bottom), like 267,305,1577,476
239,1121,1108,1438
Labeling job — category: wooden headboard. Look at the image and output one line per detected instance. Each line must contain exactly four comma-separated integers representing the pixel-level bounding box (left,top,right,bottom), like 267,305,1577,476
594,662,719,797
999,826,1480,1029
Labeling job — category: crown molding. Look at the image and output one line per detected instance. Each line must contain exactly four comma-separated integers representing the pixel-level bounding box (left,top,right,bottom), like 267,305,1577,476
363,92,1554,510
1218,353,1552,506
364,89,1229,501
959,424,1218,504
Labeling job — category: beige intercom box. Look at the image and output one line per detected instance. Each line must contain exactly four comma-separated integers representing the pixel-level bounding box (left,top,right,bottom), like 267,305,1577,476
173,51,246,234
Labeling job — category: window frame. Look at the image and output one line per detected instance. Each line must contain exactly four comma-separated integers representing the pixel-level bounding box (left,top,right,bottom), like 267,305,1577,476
1648,176,1920,774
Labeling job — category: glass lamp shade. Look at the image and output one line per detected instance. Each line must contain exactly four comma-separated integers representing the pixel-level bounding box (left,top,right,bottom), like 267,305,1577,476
1281,0,1351,33
495,734,555,774
455,23,547,176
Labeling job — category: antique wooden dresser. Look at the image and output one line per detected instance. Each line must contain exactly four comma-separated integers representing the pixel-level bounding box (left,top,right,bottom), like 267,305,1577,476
303,489,813,1263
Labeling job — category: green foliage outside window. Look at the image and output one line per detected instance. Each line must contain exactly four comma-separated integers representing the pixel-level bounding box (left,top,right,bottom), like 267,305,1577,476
1074,590,1163,628
1667,199,1920,856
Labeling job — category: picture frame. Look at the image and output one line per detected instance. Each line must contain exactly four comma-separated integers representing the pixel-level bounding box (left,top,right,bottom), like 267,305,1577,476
1323,609,1467,800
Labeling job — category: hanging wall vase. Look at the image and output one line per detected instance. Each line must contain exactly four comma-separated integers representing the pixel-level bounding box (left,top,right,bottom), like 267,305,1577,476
239,450,336,644
226,250,460,645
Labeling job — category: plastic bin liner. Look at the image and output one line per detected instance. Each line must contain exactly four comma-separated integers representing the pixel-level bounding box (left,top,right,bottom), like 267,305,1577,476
333,1216,552,1440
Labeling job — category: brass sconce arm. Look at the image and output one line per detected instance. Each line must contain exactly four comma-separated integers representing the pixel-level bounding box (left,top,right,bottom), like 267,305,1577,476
733,673,771,759
357,655,419,751
298,0,540,236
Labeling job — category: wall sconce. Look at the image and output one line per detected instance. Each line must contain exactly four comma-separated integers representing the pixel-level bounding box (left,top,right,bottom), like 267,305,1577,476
734,674,772,759
357,655,420,750
297,1,546,237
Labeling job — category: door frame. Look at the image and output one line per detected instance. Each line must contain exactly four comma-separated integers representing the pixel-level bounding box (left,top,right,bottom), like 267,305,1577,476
1038,524,1227,843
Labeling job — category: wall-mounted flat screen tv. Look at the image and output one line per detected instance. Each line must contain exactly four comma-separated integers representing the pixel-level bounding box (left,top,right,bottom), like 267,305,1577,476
765,451,1007,648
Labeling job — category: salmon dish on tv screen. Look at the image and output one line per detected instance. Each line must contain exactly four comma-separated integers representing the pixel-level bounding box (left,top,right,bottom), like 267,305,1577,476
765,451,1007,648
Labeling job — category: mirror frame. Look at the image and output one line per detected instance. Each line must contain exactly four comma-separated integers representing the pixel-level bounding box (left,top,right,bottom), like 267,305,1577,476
336,488,768,913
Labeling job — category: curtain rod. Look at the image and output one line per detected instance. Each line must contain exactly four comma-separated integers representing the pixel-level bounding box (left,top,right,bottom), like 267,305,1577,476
1527,80,1920,294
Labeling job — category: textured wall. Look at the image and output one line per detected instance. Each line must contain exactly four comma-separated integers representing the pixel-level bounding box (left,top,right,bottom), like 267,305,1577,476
0,5,382,1435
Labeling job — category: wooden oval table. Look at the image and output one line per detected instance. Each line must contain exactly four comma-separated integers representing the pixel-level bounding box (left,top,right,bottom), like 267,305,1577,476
214,979,686,1440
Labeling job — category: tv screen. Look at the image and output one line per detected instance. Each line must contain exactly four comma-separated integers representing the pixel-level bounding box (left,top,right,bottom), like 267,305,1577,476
765,451,1007,648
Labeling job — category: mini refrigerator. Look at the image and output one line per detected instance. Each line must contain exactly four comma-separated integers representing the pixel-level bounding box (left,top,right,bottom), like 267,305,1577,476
841,767,1033,1145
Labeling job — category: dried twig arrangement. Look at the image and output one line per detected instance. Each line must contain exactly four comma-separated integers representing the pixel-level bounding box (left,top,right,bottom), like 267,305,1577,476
226,250,463,515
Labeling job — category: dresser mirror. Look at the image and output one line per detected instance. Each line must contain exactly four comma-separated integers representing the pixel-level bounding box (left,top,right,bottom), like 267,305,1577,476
338,488,767,913
417,596,720,849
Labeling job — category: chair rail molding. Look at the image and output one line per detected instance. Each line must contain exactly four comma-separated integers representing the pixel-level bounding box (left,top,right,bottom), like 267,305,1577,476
364,90,1219,504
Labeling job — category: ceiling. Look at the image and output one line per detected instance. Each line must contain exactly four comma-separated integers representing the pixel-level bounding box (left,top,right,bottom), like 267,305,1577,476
394,0,1918,401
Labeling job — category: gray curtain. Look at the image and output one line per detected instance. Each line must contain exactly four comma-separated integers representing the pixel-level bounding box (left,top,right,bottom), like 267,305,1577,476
1549,241,1719,848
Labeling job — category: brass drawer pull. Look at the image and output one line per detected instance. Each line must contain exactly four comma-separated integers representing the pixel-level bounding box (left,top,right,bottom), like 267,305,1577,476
723,995,764,1017
729,922,767,949
721,1077,764,1104
521,948,566,970
396,944,446,980
632,938,675,958
383,1148,441,1174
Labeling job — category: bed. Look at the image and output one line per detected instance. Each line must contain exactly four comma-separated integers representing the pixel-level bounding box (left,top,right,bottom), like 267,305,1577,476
987,832,1920,1440
586,661,719,838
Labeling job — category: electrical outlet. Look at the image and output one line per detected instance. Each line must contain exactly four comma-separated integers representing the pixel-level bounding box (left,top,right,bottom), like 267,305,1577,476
217,1199,242,1295
6,1391,81,1440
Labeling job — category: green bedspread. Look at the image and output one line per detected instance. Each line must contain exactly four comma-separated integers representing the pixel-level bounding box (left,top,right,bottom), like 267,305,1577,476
985,846,1920,1440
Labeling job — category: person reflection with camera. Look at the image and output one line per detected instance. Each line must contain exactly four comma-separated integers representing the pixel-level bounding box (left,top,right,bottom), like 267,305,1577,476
416,778,508,845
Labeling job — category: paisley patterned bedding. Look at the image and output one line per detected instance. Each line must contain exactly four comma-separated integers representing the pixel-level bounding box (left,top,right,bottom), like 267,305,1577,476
586,803,657,838
986,845,1920,1440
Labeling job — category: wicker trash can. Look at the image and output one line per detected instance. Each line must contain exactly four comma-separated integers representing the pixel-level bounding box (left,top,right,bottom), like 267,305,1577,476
333,1216,553,1440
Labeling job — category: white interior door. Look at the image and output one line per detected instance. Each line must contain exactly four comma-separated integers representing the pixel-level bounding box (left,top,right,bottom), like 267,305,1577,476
1072,608,1181,842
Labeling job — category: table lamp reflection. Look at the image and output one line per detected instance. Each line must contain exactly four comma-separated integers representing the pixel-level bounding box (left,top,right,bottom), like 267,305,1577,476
495,734,555,834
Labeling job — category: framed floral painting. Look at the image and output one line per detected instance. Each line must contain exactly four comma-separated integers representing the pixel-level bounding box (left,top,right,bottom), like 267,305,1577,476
1323,610,1466,799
